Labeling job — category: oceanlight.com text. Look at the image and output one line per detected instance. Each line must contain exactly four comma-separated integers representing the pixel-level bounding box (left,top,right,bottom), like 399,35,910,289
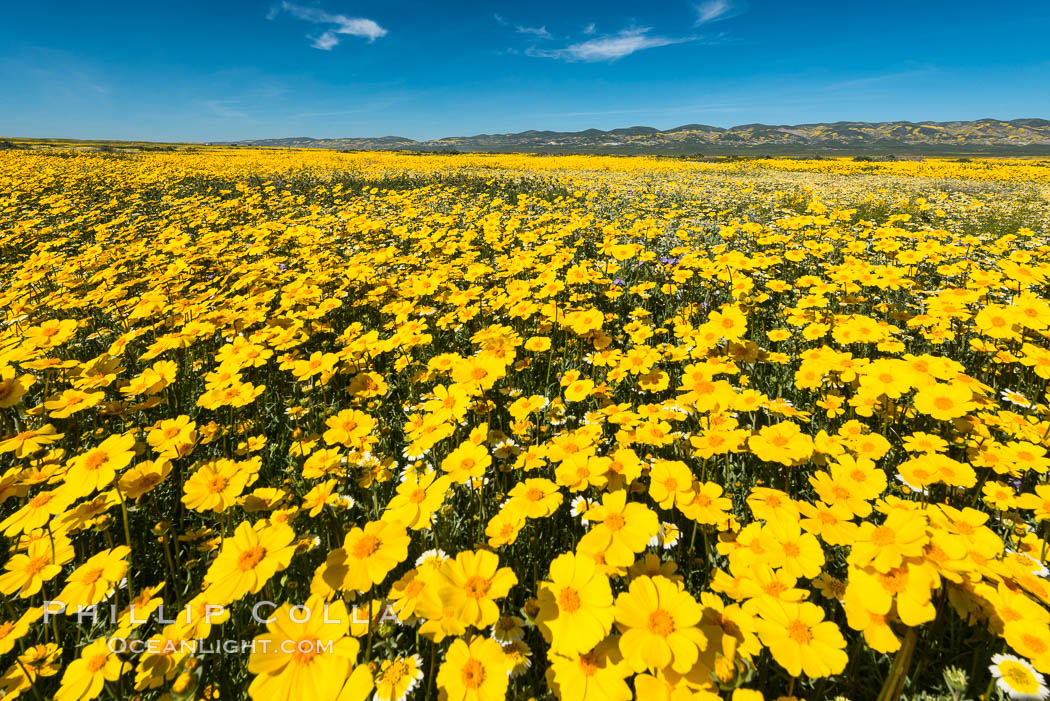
107,638,336,656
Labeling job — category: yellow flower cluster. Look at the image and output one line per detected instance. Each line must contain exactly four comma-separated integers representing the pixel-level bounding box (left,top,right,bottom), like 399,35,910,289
0,147,1048,700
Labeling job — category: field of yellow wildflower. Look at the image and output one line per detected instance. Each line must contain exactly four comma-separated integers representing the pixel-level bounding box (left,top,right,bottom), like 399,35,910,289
1,148,1050,701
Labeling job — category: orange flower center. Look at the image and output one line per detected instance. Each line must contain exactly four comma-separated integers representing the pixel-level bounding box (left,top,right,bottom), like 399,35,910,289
647,609,674,637
871,525,896,546
782,542,801,558
352,535,380,559
237,546,266,572
84,451,108,472
29,493,55,508
933,396,955,411
381,659,410,686
80,567,104,586
86,653,109,673
578,652,599,676
291,637,320,664
25,556,50,576
525,488,543,502
409,489,427,504
208,476,230,493
460,658,485,689
786,619,812,645
404,579,426,598
141,474,162,488
762,580,786,596
604,513,625,531
464,576,490,599
558,587,581,613
878,570,908,594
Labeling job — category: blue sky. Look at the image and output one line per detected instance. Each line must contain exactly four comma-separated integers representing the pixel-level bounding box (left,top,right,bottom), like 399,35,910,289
2,0,1048,142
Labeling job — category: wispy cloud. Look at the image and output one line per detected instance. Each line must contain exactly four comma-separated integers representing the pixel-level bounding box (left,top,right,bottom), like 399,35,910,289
583,23,596,35
270,2,387,50
516,24,552,40
528,27,692,62
694,0,743,25
495,15,553,40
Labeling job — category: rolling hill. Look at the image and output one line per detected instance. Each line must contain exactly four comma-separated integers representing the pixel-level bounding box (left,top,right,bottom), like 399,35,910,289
226,118,1050,155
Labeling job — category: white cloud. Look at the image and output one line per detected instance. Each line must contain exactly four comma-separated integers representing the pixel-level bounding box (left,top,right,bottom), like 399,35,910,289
495,15,553,40
694,0,742,25
583,22,596,35
529,28,690,62
516,24,552,40
271,2,387,50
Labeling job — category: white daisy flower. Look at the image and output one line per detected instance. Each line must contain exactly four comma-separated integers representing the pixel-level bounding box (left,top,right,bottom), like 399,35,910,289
1002,389,1036,409
415,549,448,567
570,495,591,524
990,653,1049,700
372,654,423,701
895,473,929,496
1005,549,1050,578
491,615,525,644
658,522,681,549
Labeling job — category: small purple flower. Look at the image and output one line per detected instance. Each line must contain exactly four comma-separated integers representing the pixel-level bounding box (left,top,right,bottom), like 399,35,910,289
612,278,626,286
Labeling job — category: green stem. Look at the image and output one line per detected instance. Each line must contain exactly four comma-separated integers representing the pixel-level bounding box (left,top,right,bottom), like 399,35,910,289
877,626,919,701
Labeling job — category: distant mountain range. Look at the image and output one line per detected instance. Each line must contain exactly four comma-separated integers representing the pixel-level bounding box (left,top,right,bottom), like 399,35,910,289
224,119,1050,155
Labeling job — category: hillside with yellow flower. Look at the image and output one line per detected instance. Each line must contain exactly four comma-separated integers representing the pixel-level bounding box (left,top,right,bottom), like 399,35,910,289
1,147,1050,700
